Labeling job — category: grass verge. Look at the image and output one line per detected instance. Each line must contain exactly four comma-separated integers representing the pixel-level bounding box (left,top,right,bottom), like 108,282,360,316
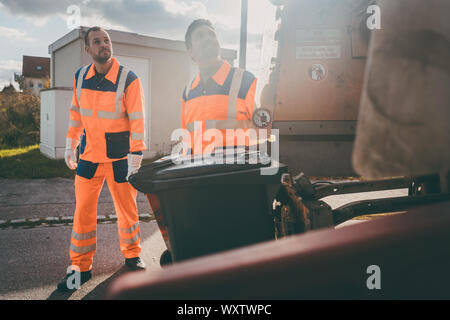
0,144,75,179
0,144,163,179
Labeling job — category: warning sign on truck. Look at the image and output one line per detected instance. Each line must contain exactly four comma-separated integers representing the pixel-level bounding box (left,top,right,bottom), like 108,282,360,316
296,29,341,43
308,64,328,82
296,45,342,59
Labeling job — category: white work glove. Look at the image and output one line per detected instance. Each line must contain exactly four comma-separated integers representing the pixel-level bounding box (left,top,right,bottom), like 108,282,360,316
64,138,78,170
126,153,143,181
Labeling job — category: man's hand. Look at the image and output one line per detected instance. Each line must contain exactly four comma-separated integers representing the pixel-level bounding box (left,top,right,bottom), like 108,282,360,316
64,148,78,170
64,138,78,170
126,153,143,181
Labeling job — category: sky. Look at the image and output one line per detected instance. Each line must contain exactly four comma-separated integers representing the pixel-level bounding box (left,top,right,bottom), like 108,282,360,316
0,0,277,90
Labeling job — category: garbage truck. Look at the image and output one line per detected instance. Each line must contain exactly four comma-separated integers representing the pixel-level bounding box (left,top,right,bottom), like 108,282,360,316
259,0,372,177
108,0,450,299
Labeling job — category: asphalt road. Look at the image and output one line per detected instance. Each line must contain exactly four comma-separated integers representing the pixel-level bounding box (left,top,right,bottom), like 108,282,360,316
0,178,164,300
0,178,151,221
0,221,166,300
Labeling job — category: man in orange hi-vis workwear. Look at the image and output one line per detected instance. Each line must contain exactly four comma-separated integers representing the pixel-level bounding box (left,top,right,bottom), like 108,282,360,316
181,19,258,155
154,19,259,265
57,26,147,292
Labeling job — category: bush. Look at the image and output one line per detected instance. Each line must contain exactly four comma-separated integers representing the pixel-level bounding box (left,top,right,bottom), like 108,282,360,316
0,91,40,148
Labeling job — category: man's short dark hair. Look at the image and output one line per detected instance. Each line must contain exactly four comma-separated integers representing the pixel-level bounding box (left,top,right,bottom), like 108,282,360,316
84,26,106,46
185,19,215,50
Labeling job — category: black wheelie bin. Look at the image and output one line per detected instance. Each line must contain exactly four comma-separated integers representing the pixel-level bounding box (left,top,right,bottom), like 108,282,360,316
128,150,287,263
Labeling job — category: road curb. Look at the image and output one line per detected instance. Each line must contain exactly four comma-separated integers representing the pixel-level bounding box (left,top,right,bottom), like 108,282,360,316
0,213,155,229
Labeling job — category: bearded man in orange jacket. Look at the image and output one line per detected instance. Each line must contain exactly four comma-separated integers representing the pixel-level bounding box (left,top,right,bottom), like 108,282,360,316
58,26,147,292
181,19,258,155
154,19,259,265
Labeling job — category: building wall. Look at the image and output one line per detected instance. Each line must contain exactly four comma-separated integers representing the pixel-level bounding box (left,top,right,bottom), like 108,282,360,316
24,77,46,96
54,40,83,87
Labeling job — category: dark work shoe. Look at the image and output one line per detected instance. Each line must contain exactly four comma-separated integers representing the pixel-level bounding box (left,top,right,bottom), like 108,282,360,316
160,249,173,267
57,269,92,292
125,257,146,270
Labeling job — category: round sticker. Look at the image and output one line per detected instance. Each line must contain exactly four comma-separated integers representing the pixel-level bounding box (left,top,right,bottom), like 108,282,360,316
252,108,272,128
308,63,327,82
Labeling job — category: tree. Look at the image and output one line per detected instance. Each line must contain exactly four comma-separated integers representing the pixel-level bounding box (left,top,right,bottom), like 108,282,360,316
1,83,17,94
0,89,40,148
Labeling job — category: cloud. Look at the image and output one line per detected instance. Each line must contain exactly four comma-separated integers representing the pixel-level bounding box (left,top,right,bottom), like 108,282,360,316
0,59,22,71
23,16,51,27
79,13,131,32
81,0,213,41
0,26,34,41
162,0,208,17
0,0,71,17
0,0,257,44
0,0,201,37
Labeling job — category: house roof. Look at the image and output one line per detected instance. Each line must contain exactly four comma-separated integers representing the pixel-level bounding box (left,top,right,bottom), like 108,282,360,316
22,56,50,78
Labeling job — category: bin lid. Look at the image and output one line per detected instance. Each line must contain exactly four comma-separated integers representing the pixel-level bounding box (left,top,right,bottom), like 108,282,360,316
129,150,287,193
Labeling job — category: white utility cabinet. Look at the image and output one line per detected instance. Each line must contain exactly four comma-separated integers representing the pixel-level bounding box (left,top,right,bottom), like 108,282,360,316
40,87,72,159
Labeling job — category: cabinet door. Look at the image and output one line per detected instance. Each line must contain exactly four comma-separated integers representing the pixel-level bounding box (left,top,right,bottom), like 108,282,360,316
40,90,54,148
115,55,151,150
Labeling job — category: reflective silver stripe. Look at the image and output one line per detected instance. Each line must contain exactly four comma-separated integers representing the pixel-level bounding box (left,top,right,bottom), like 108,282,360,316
227,68,244,119
76,67,93,117
184,77,195,114
80,108,93,117
96,67,130,120
97,111,126,119
186,122,195,132
116,67,129,114
131,132,144,140
205,119,251,130
186,119,250,131
70,105,80,113
71,230,97,241
119,222,139,234
184,68,245,132
185,121,202,133
69,120,81,128
70,243,96,254
128,111,144,121
120,233,140,245
76,65,88,107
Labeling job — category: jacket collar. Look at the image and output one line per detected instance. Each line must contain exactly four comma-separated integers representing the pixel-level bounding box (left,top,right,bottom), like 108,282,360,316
191,60,231,90
84,57,120,84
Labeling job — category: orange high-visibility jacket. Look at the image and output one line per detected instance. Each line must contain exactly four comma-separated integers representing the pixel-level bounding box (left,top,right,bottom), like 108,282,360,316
181,60,257,154
67,57,146,163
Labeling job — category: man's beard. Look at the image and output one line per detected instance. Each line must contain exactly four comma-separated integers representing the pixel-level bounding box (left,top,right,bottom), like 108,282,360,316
94,50,111,64
200,42,220,60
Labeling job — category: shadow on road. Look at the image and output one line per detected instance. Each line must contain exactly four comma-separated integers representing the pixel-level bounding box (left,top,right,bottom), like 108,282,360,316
46,266,143,300
81,266,139,300
47,289,76,300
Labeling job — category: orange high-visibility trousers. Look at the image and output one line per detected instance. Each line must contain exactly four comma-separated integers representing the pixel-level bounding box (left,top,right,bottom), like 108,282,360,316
69,162,141,272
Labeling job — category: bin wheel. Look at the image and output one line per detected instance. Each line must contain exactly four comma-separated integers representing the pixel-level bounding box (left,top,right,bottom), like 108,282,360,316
160,249,173,267
280,204,297,236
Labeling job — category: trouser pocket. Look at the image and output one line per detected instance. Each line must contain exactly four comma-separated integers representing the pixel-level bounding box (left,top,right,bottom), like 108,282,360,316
112,159,128,183
76,160,99,179
105,131,130,159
